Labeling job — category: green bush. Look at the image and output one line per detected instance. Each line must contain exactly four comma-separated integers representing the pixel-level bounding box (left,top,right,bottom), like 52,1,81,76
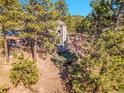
69,30,124,93
51,53,66,67
9,54,39,88
70,55,124,93
0,84,9,93
52,51,78,67
58,50,78,64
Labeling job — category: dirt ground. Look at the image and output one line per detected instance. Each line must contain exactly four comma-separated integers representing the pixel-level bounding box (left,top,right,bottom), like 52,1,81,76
0,54,69,93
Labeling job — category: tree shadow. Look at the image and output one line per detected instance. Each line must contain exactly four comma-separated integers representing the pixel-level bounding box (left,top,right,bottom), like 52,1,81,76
51,50,78,93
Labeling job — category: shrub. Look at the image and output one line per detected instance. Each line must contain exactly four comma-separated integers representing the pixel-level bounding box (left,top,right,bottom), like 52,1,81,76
0,84,9,93
58,50,78,65
9,54,39,88
52,53,66,67
69,30,124,93
52,50,78,67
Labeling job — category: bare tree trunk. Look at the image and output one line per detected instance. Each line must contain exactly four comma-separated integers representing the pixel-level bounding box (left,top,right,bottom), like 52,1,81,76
30,38,37,62
93,85,99,93
115,10,122,31
2,25,9,62
33,37,37,62
115,3,124,31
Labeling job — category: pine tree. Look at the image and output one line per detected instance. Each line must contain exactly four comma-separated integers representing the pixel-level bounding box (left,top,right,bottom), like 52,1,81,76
23,0,59,60
89,0,116,36
69,0,124,93
55,0,68,16
0,0,25,62
9,53,39,88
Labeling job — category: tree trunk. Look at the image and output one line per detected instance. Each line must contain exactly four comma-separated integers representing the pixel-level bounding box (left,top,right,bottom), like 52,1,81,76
93,85,99,93
115,3,124,31
2,26,9,62
30,38,37,62
33,37,37,62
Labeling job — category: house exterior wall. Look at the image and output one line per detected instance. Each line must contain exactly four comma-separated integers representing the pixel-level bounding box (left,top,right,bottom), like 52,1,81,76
59,25,67,45
57,20,68,46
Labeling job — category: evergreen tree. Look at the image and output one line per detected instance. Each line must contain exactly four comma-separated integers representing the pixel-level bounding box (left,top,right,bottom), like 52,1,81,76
55,0,69,16
63,16,84,33
89,0,117,36
9,53,39,88
68,0,124,93
0,0,25,62
23,0,59,60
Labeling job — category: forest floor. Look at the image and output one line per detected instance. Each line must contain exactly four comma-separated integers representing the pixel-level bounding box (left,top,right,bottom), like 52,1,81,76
0,52,69,93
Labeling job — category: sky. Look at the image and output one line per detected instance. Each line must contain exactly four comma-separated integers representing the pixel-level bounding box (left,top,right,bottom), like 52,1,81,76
66,0,92,16
20,0,92,16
